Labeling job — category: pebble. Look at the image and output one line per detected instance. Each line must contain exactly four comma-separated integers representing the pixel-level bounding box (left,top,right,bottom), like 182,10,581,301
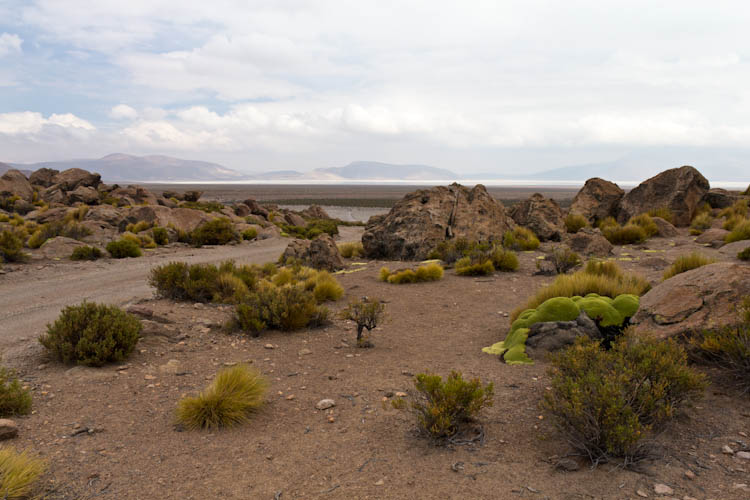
636,490,649,498
285,394,295,400
264,344,274,349
298,349,312,356
395,392,407,398
327,416,335,423
316,399,336,410
0,419,18,441
554,458,579,472
144,374,156,380
722,445,734,455
684,470,695,480
374,480,384,486
737,451,750,460
654,484,673,495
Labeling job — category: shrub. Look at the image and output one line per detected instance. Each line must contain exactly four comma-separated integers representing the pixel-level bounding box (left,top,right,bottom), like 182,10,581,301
544,246,581,274
427,237,475,263
380,263,445,283
106,239,142,258
70,245,102,261
726,220,750,243
662,252,716,280
687,323,750,394
647,206,674,223
411,371,494,440
455,257,494,276
739,247,750,261
719,199,749,219
190,218,239,246
280,218,339,239
503,227,540,250
543,333,706,464
126,220,152,233
234,284,329,335
214,273,250,303
490,247,519,272
597,216,618,231
338,241,364,258
241,228,258,241
342,297,385,346
27,220,92,248
313,271,345,302
151,226,169,245
689,212,712,235
0,367,31,417
0,231,26,263
39,301,141,366
176,364,268,430
564,213,588,233
628,214,658,237
602,223,647,245
149,261,223,302
584,260,622,279
0,447,46,499
415,262,444,281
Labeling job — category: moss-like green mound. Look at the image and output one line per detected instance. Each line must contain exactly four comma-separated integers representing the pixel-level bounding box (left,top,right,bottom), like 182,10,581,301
482,293,639,364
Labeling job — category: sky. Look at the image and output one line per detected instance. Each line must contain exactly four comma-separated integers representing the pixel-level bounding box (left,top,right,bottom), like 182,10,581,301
2,1,750,177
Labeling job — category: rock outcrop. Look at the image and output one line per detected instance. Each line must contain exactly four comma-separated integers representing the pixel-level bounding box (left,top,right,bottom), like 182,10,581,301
362,183,515,260
617,166,710,226
300,205,331,220
651,217,678,238
564,227,613,256
28,168,59,187
51,168,101,191
695,228,729,247
632,262,750,338
126,206,212,233
701,188,739,210
569,178,624,224
525,312,600,358
281,234,344,271
509,193,564,241
0,169,34,202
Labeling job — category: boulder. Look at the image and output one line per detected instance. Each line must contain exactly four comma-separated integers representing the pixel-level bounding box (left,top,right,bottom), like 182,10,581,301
718,240,750,258
525,312,600,357
127,206,212,233
11,199,34,215
362,183,515,260
564,227,613,256
85,205,127,229
25,206,69,224
701,188,739,209
651,217,678,238
157,197,177,209
39,236,87,259
67,185,100,205
80,220,118,245
281,234,344,271
243,199,269,219
110,185,158,206
41,187,66,205
0,169,34,202
219,207,245,223
28,167,59,187
234,203,251,217
695,228,729,247
51,168,101,191
617,166,710,226
257,224,281,240
509,193,564,241
0,419,18,441
284,212,307,227
632,262,750,338
569,178,624,224
300,205,331,220
183,190,202,202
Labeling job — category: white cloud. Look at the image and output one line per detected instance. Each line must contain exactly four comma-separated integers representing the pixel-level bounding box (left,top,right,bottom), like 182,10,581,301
0,33,22,57
110,104,138,120
0,111,95,135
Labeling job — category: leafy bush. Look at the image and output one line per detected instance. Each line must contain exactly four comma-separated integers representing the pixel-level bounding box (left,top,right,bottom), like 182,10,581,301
151,226,169,245
190,218,239,246
176,364,268,430
39,301,141,366
342,297,385,346
603,223,647,245
726,220,750,243
241,228,258,240
338,241,364,258
543,333,706,464
234,283,329,335
411,371,494,440
503,227,540,250
739,247,750,261
564,213,588,233
0,367,31,417
689,212,713,235
544,246,581,274
313,271,345,302
70,245,102,261
647,207,674,223
0,447,46,499
0,230,26,263
490,247,519,271
455,257,494,276
380,263,445,283
106,239,142,258
662,252,716,280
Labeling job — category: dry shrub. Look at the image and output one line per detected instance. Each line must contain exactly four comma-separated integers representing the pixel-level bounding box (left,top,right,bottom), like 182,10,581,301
190,218,239,247
564,213,588,233
662,252,716,280
689,212,712,235
455,257,494,276
338,241,364,258
503,227,540,250
647,206,674,223
628,214,659,238
723,214,745,231
0,447,46,499
0,367,31,417
584,260,622,279
70,245,102,261
490,247,519,272
545,246,581,274
726,219,750,243
603,223,647,245
380,263,444,283
106,238,142,258
176,364,268,430
0,230,26,263
342,297,385,346
313,271,344,302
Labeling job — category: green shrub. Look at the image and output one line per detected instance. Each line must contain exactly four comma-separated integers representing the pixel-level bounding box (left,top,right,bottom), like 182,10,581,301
415,262,444,281
241,228,258,240
0,230,26,263
603,223,647,245
490,247,519,271
410,371,494,440
234,283,329,335
662,252,716,280
0,367,31,417
70,245,102,261
564,213,588,233
279,218,339,239
455,257,494,276
338,241,364,258
39,302,141,366
544,246,581,274
503,227,540,250
689,212,713,235
0,447,46,499
342,297,386,346
176,364,268,430
149,261,220,302
726,220,750,243
543,333,706,464
190,218,239,246
647,206,674,223
427,237,476,263
151,226,169,245
27,220,92,248
106,239,142,258
739,247,750,261
380,263,445,283
313,271,344,302
214,273,250,303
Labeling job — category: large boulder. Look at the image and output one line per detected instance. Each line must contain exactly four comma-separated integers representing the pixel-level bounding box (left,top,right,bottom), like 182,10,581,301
569,178,624,224
632,262,750,338
718,240,750,258
85,205,127,229
300,205,331,220
509,193,564,242
695,228,729,247
525,312,601,358
109,185,158,206
0,169,34,202
617,166,710,226
362,183,515,260
28,168,59,187
651,217,678,238
701,188,739,210
281,234,344,271
67,186,100,205
39,236,87,259
564,227,613,256
243,199,269,219
127,206,211,233
25,206,69,224
283,212,307,227
51,168,101,191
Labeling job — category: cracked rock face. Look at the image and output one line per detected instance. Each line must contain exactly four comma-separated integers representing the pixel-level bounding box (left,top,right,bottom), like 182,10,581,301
632,262,750,338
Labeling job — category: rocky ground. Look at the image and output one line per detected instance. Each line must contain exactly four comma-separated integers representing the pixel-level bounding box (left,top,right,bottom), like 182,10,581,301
3,226,750,500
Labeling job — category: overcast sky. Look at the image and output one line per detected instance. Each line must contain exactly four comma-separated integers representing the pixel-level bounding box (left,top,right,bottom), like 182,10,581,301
2,1,750,177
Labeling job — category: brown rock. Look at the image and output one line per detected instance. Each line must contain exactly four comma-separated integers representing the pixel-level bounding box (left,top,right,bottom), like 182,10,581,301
41,187,66,204
564,227,613,256
719,240,750,258
25,206,69,224
701,188,739,209
300,205,331,220
569,178,624,224
67,185,100,205
234,203,251,217
0,419,18,440
362,183,515,260
617,166,710,226
695,228,729,246
509,193,564,241
0,169,34,202
651,217,678,238
52,168,101,191
110,185,158,206
281,234,344,271
243,199,269,219
257,225,281,240
284,212,307,227
28,167,59,187
632,262,750,338
39,237,87,259
127,206,211,233
183,190,202,202
85,205,127,229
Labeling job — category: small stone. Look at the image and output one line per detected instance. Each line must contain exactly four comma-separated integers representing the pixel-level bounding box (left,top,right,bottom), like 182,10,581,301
636,489,649,498
345,354,354,358
36,364,47,370
264,344,274,349
158,360,180,374
298,348,312,356
316,399,335,410
0,419,18,440
733,483,750,492
739,431,748,437
684,470,695,480
555,458,579,472
395,391,407,398
737,451,750,460
327,416,335,423
682,496,697,500
722,445,734,455
286,394,296,400
654,483,674,495
401,370,414,376
144,374,156,380
374,479,384,486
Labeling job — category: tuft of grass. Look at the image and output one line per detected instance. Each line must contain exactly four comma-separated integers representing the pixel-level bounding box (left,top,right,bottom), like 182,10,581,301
70,245,102,261
719,199,749,219
689,212,713,235
503,227,540,251
176,365,268,430
126,220,152,233
739,247,750,261
0,447,46,499
726,220,750,243
647,206,674,223
723,214,745,231
0,367,31,417
584,260,623,279
380,263,444,283
597,216,618,231
455,257,495,276
415,262,445,281
662,252,716,280
313,271,345,302
564,213,588,233
686,319,750,394
106,239,142,258
627,214,659,238
338,241,364,258
490,247,519,272
603,223,647,245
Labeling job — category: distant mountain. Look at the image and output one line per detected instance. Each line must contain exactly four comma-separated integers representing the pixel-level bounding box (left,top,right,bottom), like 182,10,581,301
9,153,246,182
316,161,458,180
0,162,32,177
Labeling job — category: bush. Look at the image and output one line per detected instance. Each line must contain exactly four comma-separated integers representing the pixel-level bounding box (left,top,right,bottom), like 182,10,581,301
503,227,540,250
455,257,494,276
597,216,619,231
39,302,141,366
241,228,258,241
726,220,750,243
689,212,712,235
338,241,364,258
313,271,344,302
342,297,385,346
176,364,268,430
380,263,445,283
723,214,745,231
0,230,26,263
739,247,750,261
126,220,152,233
427,237,476,263
662,252,716,280
234,283,329,335
628,213,658,237
0,367,31,417
190,218,239,246
70,245,102,261
603,223,647,245
411,371,494,440
543,333,706,464
106,239,142,258
280,218,339,239
544,246,581,274
0,447,46,499
564,213,588,233
27,220,91,248
151,226,169,245
584,260,622,279
490,247,519,271
415,262,444,281
149,261,261,303
719,199,748,219
647,207,674,223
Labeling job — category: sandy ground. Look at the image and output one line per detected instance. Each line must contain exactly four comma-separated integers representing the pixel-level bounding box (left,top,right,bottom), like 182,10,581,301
1,227,749,499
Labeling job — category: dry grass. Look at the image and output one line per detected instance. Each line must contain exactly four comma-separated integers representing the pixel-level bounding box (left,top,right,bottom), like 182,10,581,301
564,213,588,233
313,271,345,302
603,224,647,245
663,253,716,280
647,206,674,223
380,263,444,284
338,242,364,258
503,227,540,250
0,447,46,499
628,213,659,237
726,220,750,243
689,212,713,235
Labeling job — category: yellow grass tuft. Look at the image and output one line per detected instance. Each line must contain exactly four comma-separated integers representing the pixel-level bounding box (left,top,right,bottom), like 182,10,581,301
663,252,716,280
0,447,45,499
